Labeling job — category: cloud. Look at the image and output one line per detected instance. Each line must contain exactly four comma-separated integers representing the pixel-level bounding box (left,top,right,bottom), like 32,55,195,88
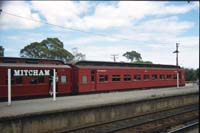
64,36,119,46
1,1,198,30
82,1,198,30
0,1,41,29
31,1,88,30
132,16,194,34
77,45,138,62
175,36,199,47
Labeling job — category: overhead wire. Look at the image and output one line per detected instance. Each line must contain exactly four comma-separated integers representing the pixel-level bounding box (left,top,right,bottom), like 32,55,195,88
1,10,136,42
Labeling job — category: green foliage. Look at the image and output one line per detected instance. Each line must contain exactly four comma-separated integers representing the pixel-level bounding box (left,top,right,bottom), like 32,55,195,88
0,46,4,57
123,50,153,64
123,50,142,62
185,68,199,81
20,38,74,62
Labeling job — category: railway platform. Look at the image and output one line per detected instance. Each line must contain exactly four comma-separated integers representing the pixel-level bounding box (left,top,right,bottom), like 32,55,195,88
0,85,199,133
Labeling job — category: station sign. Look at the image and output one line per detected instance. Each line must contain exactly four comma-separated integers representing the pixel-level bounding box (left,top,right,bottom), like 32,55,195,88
12,69,51,76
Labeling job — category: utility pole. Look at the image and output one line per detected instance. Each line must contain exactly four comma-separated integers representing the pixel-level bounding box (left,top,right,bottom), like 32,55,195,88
173,43,179,88
111,54,118,62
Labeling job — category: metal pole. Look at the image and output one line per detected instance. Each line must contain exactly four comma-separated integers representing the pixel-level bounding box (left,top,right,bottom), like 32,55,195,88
173,43,179,88
53,69,56,101
177,43,179,88
8,69,11,105
176,43,179,88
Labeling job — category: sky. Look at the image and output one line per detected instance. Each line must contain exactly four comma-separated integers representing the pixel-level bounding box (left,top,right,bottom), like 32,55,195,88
0,1,199,68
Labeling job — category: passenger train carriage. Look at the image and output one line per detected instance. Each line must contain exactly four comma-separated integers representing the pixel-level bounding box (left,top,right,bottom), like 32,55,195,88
0,57,72,98
73,61,185,93
0,57,185,99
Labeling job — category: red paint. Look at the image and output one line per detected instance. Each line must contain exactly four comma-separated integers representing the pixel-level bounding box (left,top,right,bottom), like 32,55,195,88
0,57,186,98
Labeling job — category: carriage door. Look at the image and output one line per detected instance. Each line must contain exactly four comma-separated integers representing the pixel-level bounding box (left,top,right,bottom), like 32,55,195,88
91,70,97,91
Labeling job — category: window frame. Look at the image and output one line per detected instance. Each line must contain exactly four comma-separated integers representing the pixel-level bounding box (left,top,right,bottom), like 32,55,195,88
166,74,172,80
99,75,108,82
61,75,67,84
82,75,88,84
124,74,131,81
112,75,121,81
134,74,141,81
152,74,158,80
143,74,150,80
159,74,165,80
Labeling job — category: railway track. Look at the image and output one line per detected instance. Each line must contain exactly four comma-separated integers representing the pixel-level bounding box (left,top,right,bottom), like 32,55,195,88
167,121,199,133
60,104,199,133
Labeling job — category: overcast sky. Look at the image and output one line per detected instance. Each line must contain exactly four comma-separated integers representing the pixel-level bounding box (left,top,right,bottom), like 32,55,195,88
0,1,199,68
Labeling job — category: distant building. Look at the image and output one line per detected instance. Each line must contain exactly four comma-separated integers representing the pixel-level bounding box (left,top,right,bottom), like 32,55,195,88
0,46,4,57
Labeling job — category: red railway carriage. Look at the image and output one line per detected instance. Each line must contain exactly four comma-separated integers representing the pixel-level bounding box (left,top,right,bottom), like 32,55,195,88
0,63,72,98
72,61,185,93
0,57,186,99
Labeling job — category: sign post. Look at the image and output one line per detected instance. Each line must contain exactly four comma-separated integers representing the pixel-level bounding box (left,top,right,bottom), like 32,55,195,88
8,69,11,105
53,69,56,101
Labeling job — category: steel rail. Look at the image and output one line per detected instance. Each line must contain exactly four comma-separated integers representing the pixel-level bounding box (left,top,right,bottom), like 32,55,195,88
167,121,199,133
60,104,199,133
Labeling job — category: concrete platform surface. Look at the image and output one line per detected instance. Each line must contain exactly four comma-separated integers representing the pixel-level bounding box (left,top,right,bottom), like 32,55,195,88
0,85,199,120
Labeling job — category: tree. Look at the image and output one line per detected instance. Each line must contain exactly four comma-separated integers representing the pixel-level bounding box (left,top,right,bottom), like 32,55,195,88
20,38,74,62
123,51,142,62
0,46,4,57
185,68,198,81
195,68,199,80
72,47,86,61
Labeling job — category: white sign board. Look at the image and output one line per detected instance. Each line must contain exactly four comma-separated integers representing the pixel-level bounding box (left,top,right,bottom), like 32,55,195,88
13,69,50,76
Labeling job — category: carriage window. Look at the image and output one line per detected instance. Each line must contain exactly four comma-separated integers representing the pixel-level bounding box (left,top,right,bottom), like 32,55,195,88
124,75,131,81
99,75,108,82
91,70,95,82
167,75,172,79
160,74,165,80
61,75,67,83
82,75,87,83
173,74,177,79
30,78,38,84
38,76,45,83
152,75,157,80
16,77,23,84
134,74,141,80
144,74,149,80
112,75,120,81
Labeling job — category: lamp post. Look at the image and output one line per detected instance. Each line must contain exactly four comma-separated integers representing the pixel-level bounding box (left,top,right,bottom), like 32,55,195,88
173,43,179,88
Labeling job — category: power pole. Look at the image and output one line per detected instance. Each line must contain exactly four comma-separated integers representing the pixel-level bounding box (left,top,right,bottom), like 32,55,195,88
111,54,118,62
173,43,179,88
